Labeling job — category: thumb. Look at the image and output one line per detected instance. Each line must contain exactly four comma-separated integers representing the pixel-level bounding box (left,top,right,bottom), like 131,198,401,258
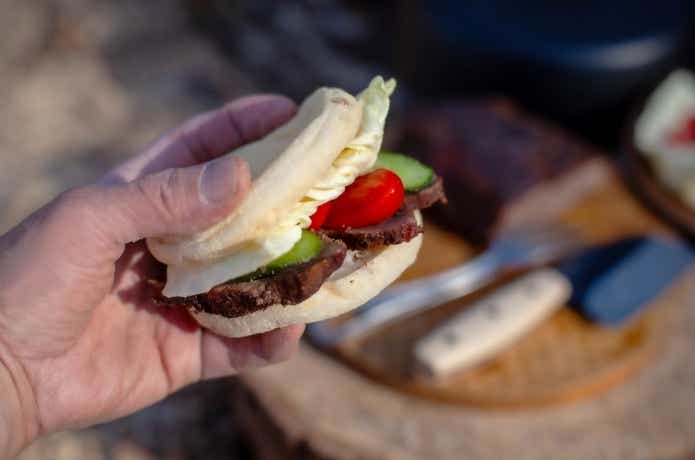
97,154,250,244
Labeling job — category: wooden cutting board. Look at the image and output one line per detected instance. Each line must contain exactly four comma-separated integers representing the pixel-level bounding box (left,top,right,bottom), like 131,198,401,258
332,221,673,408
233,165,695,460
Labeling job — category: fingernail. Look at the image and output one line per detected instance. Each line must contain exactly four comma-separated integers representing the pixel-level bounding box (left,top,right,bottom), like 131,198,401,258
200,155,239,204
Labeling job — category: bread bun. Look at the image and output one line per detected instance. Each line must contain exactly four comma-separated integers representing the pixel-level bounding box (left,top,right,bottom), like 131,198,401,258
148,87,363,265
146,77,418,337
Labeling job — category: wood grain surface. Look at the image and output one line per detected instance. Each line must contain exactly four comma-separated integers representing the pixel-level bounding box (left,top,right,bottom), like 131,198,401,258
322,175,676,408
235,163,695,460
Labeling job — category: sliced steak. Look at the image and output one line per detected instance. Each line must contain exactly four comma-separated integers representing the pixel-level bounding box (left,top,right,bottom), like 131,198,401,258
318,176,444,250
154,238,347,318
320,211,422,250
401,176,447,213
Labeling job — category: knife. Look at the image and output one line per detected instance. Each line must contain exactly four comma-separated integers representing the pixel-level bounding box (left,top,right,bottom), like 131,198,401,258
414,236,694,378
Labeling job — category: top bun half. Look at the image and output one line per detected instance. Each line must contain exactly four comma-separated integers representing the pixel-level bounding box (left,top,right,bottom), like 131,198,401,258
148,87,363,265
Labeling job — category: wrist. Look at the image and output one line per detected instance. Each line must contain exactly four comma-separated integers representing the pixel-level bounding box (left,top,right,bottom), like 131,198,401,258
0,344,39,458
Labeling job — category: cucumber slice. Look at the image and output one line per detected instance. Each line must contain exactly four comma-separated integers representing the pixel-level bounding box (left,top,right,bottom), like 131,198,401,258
232,231,323,282
373,151,434,191
265,230,323,271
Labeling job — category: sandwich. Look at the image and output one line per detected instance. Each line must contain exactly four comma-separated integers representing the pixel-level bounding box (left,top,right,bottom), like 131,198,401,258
148,77,446,337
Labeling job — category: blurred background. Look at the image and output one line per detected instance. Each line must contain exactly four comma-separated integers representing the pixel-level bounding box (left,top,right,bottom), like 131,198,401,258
3,0,695,235
5,0,695,459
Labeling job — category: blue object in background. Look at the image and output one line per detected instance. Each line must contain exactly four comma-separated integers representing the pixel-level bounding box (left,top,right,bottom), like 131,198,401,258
426,0,687,72
558,237,695,326
401,0,693,145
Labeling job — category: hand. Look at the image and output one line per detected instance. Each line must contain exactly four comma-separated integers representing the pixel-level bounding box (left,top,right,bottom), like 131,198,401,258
0,95,302,457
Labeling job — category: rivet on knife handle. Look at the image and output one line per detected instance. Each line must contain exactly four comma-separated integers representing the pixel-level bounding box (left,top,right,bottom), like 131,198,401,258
413,269,572,378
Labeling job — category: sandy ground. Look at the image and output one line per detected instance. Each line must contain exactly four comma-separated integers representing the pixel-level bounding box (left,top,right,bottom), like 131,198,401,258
0,0,257,234
2,1,260,458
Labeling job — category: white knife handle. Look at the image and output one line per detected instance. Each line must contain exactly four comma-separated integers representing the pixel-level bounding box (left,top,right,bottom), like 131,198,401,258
413,269,572,378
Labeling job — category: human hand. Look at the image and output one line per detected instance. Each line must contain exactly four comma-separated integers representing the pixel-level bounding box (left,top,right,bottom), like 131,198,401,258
0,95,302,457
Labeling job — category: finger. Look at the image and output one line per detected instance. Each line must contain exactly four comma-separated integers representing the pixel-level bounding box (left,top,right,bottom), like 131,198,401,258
95,153,253,244
104,94,297,184
199,324,305,379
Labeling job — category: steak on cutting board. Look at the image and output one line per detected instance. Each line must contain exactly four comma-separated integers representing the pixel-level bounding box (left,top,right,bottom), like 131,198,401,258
398,99,613,244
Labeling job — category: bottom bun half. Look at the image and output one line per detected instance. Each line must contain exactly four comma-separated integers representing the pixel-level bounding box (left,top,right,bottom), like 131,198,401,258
189,213,423,337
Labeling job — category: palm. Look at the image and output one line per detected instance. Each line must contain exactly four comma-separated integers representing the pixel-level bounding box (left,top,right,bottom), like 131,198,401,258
33,241,204,429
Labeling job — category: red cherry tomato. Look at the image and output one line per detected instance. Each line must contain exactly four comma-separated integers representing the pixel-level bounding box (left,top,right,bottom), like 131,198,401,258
669,116,695,144
309,202,332,230
324,169,405,228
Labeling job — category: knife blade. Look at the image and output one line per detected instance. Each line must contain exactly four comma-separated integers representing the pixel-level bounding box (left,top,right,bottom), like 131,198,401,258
558,236,694,326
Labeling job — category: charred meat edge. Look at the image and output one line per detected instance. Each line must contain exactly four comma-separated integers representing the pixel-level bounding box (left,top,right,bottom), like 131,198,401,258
320,211,422,250
401,175,447,213
154,237,347,318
